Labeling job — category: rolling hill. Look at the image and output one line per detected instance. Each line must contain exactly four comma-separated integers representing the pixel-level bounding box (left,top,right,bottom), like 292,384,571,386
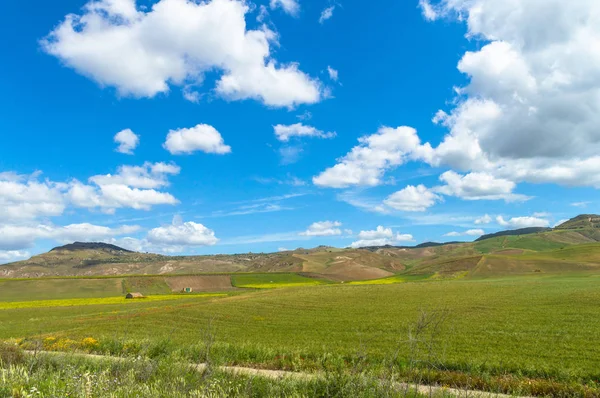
2,215,600,280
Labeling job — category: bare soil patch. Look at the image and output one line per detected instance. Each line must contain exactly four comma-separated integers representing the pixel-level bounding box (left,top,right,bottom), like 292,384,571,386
323,263,393,281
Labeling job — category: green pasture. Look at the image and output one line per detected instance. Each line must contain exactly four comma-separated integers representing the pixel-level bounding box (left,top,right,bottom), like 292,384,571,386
0,278,123,302
2,274,600,386
231,272,331,288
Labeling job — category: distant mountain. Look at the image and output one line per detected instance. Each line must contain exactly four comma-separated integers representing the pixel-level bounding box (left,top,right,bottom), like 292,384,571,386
359,241,462,251
414,241,462,249
50,242,133,253
555,214,600,230
475,227,551,242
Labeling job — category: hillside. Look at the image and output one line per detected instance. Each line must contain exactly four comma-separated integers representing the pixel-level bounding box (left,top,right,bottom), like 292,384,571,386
3,214,600,280
50,242,133,253
555,214,600,229
0,244,403,281
475,227,550,241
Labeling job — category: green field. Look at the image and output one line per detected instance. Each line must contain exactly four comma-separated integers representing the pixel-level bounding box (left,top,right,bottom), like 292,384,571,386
0,278,123,301
231,272,331,288
2,273,600,395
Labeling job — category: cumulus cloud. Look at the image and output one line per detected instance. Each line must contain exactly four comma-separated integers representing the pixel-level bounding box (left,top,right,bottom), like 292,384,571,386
0,173,66,221
435,171,530,202
269,0,300,16
444,229,484,237
68,162,180,212
300,221,342,237
496,216,550,229
147,218,218,248
313,126,429,188
418,0,600,188
164,124,231,155
383,185,442,212
42,0,321,108
0,164,179,222
350,226,414,248
0,223,139,251
319,6,335,24
114,129,139,155
274,123,336,142
88,162,180,189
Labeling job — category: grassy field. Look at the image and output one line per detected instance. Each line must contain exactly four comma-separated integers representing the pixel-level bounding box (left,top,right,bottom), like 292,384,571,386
231,273,331,288
2,273,600,395
0,278,123,301
0,293,227,310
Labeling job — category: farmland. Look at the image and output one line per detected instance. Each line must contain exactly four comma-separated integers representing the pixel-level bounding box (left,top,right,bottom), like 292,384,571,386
3,218,600,396
2,272,600,396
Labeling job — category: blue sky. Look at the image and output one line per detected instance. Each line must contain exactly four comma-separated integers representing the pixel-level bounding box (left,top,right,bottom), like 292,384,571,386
1,0,599,262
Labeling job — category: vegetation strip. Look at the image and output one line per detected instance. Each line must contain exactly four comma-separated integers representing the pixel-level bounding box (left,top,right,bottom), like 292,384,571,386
25,350,529,398
0,294,227,310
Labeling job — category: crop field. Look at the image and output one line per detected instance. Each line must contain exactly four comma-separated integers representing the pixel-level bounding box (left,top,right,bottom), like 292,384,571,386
231,272,331,288
2,273,600,395
0,293,228,310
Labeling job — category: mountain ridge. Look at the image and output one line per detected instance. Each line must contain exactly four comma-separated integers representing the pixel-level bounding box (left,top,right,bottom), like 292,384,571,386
50,241,134,253
2,214,600,279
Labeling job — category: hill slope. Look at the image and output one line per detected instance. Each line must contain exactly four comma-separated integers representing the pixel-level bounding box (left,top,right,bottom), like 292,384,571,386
555,214,600,229
50,242,133,253
475,227,550,241
3,214,600,280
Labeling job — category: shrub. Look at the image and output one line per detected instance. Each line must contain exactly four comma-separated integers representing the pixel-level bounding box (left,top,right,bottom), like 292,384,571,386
0,341,25,366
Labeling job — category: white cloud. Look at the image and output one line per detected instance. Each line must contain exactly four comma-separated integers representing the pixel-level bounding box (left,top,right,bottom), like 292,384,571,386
350,226,414,248
0,250,30,264
278,247,289,252
435,171,530,202
147,218,218,248
496,216,550,229
474,214,492,225
164,124,231,155
42,0,321,108
300,221,342,237
269,0,300,16
417,0,600,188
89,162,180,189
532,212,550,218
209,203,293,217
418,0,438,21
114,129,139,155
327,66,338,81
444,229,484,237
319,6,335,24
274,123,336,142
68,162,180,212
571,201,591,208
313,126,429,188
384,184,442,212
0,164,179,221
0,223,139,251
0,173,66,221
